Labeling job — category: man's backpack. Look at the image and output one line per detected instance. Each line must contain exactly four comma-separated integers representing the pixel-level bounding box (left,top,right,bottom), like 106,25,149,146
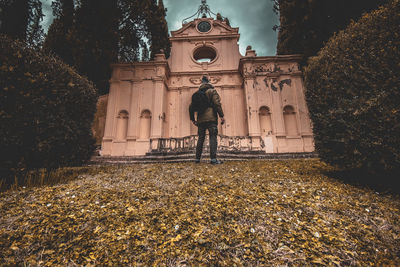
191,89,210,114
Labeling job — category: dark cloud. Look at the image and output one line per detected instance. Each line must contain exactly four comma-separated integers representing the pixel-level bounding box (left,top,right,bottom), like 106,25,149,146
40,0,278,56
164,0,279,56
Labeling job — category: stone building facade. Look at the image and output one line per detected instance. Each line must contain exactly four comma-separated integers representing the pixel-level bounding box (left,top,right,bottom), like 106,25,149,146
101,17,314,156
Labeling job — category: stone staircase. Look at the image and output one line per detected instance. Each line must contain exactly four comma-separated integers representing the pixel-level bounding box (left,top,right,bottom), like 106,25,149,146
90,150,318,165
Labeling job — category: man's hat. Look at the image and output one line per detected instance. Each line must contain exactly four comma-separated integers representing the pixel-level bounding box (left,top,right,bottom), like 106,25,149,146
201,76,209,83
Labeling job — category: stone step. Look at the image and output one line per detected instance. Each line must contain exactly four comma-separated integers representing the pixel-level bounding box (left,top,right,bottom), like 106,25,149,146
90,152,318,165
146,150,268,156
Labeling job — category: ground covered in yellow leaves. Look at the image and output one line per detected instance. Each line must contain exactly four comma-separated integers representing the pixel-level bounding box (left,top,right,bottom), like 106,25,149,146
1,159,399,266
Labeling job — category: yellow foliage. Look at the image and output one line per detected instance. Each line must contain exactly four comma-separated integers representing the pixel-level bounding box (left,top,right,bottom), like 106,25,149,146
0,159,399,265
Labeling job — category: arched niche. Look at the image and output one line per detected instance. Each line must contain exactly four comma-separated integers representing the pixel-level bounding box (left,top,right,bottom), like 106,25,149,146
139,110,152,139
283,105,298,136
116,110,129,141
259,106,273,136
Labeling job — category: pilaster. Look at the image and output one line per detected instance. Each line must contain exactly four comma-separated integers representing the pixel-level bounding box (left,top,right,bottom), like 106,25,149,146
101,80,119,155
151,53,169,140
242,62,260,138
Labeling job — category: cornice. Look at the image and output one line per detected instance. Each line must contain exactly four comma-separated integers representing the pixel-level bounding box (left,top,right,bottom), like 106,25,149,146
169,69,240,76
170,34,240,42
167,84,241,91
111,60,169,69
239,54,303,64
170,18,239,37
111,60,171,80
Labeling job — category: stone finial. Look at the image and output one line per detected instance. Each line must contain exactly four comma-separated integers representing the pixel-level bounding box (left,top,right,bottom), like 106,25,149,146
245,46,256,57
155,52,166,61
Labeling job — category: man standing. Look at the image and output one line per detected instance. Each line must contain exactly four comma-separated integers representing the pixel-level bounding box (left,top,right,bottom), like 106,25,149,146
189,76,225,164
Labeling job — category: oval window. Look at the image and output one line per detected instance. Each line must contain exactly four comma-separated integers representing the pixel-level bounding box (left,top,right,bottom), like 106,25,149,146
193,46,217,63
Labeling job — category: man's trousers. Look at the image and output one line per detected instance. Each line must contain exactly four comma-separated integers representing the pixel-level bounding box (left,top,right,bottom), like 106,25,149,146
196,122,218,160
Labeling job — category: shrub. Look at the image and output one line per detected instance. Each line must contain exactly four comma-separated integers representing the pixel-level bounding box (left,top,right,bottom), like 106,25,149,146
0,35,97,182
304,0,400,172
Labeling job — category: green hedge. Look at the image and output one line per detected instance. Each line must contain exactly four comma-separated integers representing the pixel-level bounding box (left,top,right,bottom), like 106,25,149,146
0,35,97,181
304,0,400,171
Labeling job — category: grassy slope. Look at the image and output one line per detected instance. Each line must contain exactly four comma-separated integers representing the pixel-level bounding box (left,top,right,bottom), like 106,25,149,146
1,159,399,266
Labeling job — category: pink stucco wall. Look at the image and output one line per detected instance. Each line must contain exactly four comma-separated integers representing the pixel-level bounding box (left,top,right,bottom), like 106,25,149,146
101,18,314,156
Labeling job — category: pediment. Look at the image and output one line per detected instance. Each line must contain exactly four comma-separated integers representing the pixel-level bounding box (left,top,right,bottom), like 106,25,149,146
170,19,239,38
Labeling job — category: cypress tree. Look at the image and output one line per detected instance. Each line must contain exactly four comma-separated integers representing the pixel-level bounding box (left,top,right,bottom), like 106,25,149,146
118,0,148,62
73,0,119,95
0,0,30,41
156,0,171,58
43,0,75,66
0,0,43,46
43,0,171,94
26,0,43,48
146,0,171,59
274,0,388,64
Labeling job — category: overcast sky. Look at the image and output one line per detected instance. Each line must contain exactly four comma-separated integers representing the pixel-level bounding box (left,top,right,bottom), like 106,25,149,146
40,0,279,56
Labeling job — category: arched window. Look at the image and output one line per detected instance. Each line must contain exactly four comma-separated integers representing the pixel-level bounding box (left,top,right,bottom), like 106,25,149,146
116,110,129,140
283,105,298,136
139,110,151,139
259,106,273,136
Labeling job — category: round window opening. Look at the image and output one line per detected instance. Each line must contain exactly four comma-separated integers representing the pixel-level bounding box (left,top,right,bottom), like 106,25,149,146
193,46,217,63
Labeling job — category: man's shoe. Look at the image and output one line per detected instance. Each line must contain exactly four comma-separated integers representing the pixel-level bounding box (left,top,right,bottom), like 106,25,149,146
210,159,223,164
195,159,201,163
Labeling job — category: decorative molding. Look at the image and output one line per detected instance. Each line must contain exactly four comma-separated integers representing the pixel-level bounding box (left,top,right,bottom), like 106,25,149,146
210,76,221,84
189,75,222,85
254,63,281,73
288,63,300,72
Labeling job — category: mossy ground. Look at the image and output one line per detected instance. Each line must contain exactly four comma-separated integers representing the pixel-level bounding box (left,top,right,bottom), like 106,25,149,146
1,159,399,266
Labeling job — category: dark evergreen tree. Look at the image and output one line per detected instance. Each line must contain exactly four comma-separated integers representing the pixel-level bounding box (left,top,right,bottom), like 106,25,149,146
273,0,388,64
73,0,119,95
43,0,75,65
117,0,149,62
43,0,171,94
145,0,171,59
26,0,43,47
0,0,43,46
0,0,29,40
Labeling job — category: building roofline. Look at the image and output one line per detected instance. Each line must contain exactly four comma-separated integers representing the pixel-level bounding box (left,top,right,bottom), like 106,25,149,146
170,18,239,38
240,54,303,63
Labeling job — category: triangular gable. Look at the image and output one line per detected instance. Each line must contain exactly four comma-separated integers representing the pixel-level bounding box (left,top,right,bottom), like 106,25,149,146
170,19,239,38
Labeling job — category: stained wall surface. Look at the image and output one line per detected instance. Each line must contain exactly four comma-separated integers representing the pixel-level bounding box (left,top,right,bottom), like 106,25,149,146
101,18,314,156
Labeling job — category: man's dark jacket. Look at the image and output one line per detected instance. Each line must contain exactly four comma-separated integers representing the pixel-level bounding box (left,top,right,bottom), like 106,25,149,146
189,83,224,124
